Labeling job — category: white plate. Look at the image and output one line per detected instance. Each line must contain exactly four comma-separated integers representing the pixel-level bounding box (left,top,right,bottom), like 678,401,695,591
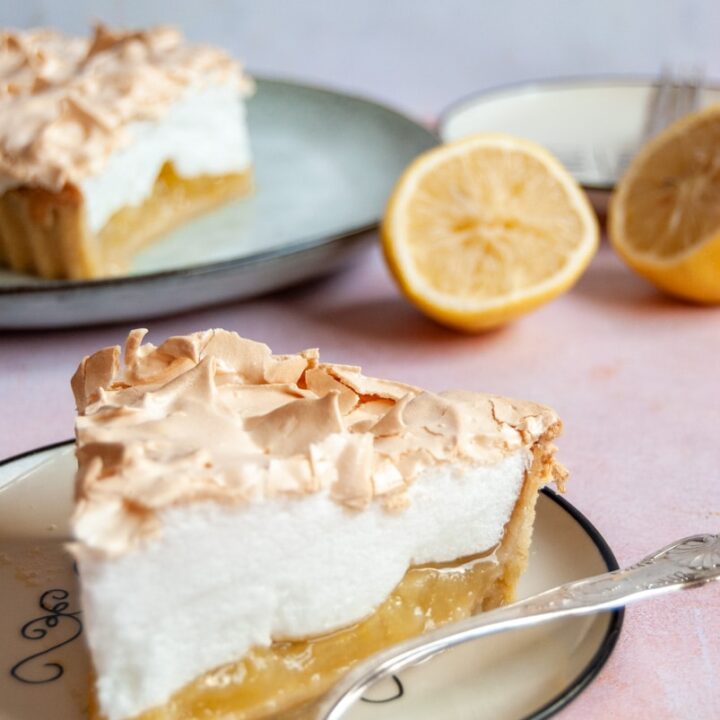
0,79,436,330
0,443,622,720
439,77,720,192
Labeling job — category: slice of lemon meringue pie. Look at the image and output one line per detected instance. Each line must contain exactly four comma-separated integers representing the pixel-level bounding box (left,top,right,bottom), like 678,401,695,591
70,329,566,720
0,25,253,279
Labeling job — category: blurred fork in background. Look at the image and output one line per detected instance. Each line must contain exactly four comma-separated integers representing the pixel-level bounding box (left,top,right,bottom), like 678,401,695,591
551,69,703,185
613,68,703,175
643,68,704,139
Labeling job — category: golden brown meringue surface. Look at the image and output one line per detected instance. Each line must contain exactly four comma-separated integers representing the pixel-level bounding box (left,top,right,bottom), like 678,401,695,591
71,329,564,557
0,24,252,191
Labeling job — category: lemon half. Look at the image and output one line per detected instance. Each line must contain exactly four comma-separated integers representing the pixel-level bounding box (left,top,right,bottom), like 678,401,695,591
382,133,599,331
609,105,720,303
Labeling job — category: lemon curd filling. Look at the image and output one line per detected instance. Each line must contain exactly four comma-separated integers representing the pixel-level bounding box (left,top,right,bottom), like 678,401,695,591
88,459,545,720
97,162,252,275
0,162,251,279
90,552,506,720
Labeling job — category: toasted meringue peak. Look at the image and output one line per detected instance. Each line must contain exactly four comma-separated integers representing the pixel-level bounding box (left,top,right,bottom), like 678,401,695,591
0,24,252,190
71,329,562,555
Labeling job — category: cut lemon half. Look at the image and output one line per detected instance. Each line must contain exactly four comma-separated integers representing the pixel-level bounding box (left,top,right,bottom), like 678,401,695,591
381,133,599,331
609,105,720,303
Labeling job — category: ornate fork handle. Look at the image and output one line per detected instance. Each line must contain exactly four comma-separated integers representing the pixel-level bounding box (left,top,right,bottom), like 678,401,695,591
317,533,720,720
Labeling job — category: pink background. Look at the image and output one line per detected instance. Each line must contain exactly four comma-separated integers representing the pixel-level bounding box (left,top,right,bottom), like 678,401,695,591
1,241,719,718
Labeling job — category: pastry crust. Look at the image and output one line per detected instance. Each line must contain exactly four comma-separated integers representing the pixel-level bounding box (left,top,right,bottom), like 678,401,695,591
0,163,252,279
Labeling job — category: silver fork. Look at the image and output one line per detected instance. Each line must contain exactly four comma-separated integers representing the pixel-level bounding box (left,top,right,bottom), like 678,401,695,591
644,69,703,139
315,532,720,720
556,71,703,182
613,69,703,177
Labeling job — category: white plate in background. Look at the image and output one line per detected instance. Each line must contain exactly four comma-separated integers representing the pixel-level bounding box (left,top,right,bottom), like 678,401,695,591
439,77,720,195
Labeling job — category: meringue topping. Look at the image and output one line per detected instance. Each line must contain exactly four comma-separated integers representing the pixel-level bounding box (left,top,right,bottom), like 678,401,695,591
71,330,564,556
0,25,252,191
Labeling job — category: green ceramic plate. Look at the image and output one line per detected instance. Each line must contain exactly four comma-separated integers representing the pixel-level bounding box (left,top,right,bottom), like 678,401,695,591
0,78,437,329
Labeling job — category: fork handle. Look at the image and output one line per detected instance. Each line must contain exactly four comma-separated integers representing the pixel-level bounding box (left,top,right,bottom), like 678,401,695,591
316,533,720,720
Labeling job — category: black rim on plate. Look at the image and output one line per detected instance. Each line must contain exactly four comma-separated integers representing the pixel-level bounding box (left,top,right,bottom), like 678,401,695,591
0,443,623,719
526,487,624,720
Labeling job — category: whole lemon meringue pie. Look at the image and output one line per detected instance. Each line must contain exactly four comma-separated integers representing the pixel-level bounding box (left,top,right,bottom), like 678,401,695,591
70,329,567,720
0,25,253,279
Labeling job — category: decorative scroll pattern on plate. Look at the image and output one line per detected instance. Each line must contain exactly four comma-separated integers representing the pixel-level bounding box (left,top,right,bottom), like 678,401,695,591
10,588,83,685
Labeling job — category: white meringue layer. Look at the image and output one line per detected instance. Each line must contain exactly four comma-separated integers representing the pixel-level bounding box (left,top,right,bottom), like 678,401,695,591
80,83,251,232
74,452,527,720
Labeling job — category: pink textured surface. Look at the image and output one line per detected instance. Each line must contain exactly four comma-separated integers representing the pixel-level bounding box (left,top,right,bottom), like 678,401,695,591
1,241,719,718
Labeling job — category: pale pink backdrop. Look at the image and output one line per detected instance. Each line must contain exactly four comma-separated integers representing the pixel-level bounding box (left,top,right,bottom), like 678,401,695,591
1,241,719,718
